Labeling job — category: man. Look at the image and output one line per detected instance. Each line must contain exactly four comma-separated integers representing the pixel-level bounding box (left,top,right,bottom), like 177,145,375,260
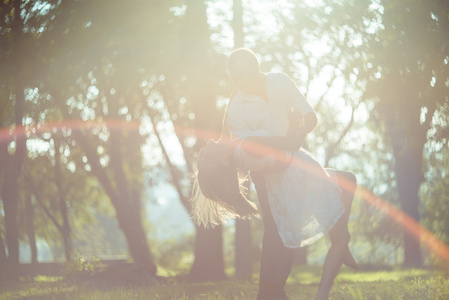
225,48,357,300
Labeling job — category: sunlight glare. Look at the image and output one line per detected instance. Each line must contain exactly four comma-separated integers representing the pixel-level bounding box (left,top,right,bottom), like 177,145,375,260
157,197,167,205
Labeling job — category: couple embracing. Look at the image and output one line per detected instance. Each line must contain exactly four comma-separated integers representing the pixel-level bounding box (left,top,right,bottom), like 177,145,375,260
192,48,358,300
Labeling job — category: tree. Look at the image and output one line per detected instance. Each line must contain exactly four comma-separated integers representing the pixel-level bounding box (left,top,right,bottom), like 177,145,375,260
367,0,449,267
24,190,38,268
421,144,449,250
0,0,35,279
39,0,195,273
23,134,75,263
232,0,253,281
2,0,183,274
180,0,227,281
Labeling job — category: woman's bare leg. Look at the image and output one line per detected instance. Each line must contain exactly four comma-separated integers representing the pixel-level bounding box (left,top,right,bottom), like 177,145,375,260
333,170,358,269
315,210,350,300
315,171,358,300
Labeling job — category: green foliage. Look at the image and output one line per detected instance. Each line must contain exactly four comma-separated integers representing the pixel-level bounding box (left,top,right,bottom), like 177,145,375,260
421,144,449,265
151,235,195,277
18,134,113,261
72,212,128,260
64,255,102,278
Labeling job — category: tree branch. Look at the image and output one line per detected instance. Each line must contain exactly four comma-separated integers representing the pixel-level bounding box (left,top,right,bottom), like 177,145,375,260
159,83,194,174
109,130,129,200
325,101,360,167
25,174,62,233
71,130,120,207
149,113,192,214
314,70,339,113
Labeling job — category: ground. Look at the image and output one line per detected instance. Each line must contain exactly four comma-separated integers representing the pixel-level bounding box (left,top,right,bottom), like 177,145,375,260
0,265,448,299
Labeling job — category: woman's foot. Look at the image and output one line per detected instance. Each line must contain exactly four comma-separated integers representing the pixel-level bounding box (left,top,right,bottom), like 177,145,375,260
343,247,360,270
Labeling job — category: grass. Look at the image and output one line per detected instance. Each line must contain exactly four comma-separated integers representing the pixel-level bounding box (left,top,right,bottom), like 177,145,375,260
0,265,448,299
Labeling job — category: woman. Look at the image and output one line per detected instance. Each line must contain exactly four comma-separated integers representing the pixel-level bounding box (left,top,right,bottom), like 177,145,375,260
192,48,358,300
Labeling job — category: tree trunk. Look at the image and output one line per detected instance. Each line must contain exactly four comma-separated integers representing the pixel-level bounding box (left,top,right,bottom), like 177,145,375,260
0,0,27,280
109,131,157,274
26,192,38,268
0,232,6,263
394,148,423,267
232,0,253,280
385,104,423,267
115,197,157,274
0,111,25,280
182,0,227,281
0,231,7,280
54,137,73,262
73,130,157,275
189,225,226,281
232,0,244,48
1,168,20,279
235,219,252,280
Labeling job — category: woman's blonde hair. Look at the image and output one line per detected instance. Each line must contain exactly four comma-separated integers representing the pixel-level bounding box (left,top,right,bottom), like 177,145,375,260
190,142,259,227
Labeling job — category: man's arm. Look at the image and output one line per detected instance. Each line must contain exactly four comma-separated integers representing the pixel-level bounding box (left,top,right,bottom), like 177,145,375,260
288,111,317,150
241,111,317,159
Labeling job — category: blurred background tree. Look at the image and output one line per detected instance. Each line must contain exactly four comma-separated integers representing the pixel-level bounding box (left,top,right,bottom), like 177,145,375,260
366,0,449,267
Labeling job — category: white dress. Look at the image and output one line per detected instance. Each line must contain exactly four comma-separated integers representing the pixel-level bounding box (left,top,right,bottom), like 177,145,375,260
227,73,344,248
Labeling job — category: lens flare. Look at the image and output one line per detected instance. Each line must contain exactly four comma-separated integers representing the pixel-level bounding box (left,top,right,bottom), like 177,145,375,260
177,124,449,267
1,119,448,267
